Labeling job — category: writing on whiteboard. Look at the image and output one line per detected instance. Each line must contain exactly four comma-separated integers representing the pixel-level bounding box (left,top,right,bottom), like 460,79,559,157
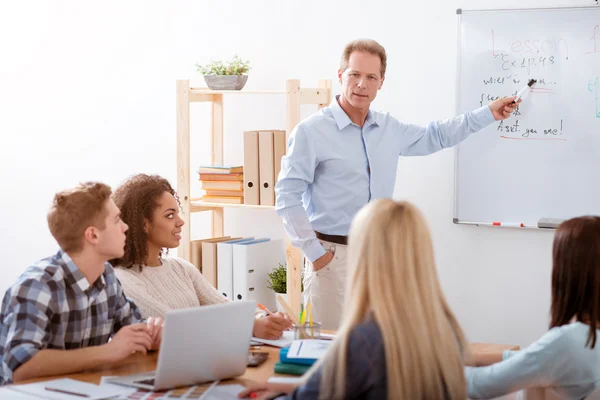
496,119,565,141
490,29,569,74
476,26,600,141
586,25,600,55
492,29,569,59
588,77,600,118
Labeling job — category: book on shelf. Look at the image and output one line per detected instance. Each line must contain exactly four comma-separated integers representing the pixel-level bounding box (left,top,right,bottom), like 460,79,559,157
197,165,243,174
200,195,244,204
201,180,244,191
199,173,244,182
203,189,244,197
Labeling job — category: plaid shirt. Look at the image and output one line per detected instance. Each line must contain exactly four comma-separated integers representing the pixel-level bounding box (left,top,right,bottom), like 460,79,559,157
0,250,142,385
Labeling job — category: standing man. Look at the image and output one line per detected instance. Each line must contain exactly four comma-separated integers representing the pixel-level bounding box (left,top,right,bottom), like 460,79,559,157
275,39,518,329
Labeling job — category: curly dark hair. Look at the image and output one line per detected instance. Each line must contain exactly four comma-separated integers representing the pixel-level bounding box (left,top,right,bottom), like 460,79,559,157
109,174,179,269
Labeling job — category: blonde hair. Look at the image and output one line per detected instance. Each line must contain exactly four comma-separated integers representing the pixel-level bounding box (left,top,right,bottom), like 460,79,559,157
47,182,112,253
340,39,387,78
312,199,467,400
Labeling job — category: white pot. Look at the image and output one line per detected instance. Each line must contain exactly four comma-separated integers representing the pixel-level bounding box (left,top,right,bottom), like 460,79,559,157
203,74,248,90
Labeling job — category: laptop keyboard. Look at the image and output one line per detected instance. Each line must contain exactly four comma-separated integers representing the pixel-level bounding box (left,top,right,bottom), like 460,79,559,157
134,378,155,386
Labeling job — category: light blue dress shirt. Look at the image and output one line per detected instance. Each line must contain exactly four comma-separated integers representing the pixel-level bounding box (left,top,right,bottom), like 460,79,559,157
275,95,495,262
466,322,600,399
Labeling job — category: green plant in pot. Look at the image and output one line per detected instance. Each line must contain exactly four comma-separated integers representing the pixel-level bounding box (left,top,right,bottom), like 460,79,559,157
195,55,250,90
267,263,304,313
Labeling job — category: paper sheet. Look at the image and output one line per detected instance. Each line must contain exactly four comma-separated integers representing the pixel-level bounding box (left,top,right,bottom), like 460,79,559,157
9,378,132,400
251,330,294,348
287,339,331,359
202,384,245,400
100,377,218,399
267,377,303,384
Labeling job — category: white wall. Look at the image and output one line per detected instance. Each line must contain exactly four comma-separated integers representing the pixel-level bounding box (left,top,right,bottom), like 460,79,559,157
0,0,593,346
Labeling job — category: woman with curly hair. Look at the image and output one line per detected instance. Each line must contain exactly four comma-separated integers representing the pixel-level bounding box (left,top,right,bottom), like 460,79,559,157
110,174,291,340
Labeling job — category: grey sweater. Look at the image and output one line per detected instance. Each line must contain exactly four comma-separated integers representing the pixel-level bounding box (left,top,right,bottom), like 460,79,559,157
287,319,387,400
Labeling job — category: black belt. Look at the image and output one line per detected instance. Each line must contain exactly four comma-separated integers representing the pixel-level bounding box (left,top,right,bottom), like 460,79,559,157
315,231,348,246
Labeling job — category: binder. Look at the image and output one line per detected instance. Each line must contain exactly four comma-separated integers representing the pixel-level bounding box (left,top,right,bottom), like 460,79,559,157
273,130,286,185
216,238,256,299
190,236,231,272
243,131,260,205
201,236,241,287
258,131,275,206
232,239,285,310
190,240,202,271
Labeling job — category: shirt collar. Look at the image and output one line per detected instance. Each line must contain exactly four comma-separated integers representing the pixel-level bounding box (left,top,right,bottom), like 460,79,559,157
57,249,106,294
330,95,379,130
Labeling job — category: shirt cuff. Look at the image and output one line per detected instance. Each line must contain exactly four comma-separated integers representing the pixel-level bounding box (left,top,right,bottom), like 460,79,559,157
502,349,518,360
304,239,327,262
4,342,42,382
474,104,496,125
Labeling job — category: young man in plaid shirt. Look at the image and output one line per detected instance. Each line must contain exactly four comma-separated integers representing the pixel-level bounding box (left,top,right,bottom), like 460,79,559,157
0,182,163,384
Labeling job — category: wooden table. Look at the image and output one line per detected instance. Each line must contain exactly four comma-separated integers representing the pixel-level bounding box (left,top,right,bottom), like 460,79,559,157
19,342,518,386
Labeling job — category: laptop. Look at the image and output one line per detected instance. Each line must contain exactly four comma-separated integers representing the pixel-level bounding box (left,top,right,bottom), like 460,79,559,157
106,300,256,391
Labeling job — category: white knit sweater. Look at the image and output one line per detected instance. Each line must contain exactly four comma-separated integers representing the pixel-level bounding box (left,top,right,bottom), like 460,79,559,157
114,257,230,319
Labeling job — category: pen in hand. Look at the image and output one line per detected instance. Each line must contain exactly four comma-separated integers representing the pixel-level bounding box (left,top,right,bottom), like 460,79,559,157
257,303,275,316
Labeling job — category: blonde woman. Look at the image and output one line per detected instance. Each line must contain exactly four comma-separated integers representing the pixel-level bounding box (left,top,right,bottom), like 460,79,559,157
239,199,467,400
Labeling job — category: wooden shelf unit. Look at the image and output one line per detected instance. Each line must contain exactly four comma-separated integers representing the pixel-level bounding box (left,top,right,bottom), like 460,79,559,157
176,78,332,315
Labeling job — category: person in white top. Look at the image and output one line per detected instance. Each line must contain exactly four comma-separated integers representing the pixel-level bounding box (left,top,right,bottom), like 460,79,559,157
465,216,600,399
110,174,292,340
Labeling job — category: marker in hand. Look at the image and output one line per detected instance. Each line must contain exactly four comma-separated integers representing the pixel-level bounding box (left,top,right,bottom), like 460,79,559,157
512,79,537,103
257,303,275,316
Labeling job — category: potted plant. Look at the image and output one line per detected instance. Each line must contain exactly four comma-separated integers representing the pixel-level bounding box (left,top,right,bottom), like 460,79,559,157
267,263,303,313
195,55,250,90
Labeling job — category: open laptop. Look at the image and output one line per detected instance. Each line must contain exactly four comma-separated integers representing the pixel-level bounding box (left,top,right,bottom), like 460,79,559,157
106,300,256,391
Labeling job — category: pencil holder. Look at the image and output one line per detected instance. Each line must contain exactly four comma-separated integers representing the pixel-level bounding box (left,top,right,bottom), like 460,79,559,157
293,322,322,340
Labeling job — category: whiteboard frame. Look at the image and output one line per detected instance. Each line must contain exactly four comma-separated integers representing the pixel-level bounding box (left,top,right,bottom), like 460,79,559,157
452,5,600,229
457,6,600,13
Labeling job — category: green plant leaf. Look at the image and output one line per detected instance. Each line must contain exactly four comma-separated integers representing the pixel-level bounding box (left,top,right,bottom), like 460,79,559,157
196,55,251,76
266,262,304,293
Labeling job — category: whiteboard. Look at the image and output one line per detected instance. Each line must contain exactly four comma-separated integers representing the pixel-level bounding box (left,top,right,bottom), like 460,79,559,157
454,6,600,227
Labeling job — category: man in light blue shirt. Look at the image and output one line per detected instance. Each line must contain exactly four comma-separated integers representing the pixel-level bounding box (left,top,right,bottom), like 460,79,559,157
275,39,519,329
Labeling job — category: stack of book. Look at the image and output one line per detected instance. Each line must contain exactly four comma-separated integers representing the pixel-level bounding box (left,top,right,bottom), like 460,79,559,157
274,339,331,375
274,346,315,375
197,165,244,204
